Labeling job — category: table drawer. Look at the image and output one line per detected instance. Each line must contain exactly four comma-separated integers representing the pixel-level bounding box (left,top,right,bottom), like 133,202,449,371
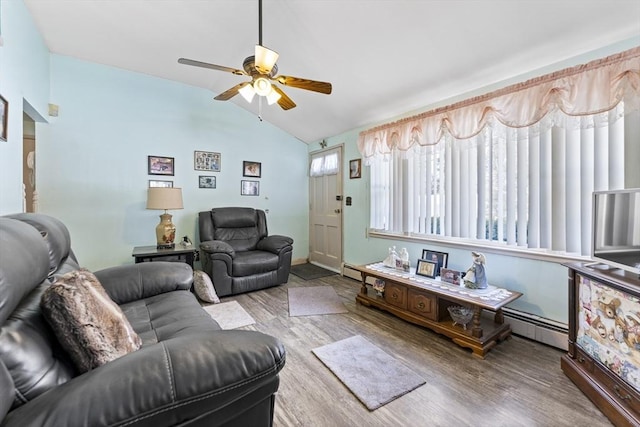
408,289,437,321
384,282,407,309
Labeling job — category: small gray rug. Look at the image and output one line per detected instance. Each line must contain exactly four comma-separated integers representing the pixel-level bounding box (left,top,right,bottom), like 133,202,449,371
288,286,348,317
290,263,337,280
202,301,255,329
312,335,425,410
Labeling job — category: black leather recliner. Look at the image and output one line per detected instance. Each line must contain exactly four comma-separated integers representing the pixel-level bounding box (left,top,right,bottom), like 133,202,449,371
0,213,286,427
198,207,293,297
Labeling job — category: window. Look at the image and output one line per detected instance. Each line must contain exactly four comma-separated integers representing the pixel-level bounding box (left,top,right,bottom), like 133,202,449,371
369,106,639,256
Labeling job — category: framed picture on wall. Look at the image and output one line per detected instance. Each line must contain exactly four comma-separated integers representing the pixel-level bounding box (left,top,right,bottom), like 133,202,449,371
199,175,216,189
349,159,361,179
149,180,173,188
243,161,261,177
194,150,221,172
0,95,7,142
148,156,174,176
241,180,260,196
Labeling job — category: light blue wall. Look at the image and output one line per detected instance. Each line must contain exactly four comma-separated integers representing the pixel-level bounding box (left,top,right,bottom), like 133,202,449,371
321,38,640,324
0,0,50,213
36,55,309,271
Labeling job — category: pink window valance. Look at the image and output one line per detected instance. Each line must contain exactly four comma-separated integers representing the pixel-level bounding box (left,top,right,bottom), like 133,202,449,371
358,47,640,161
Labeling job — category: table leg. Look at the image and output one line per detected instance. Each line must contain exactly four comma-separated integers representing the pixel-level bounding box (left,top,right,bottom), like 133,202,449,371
359,272,367,295
472,306,483,338
494,308,504,324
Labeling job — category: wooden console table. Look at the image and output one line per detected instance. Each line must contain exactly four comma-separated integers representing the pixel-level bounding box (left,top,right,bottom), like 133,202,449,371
352,262,523,358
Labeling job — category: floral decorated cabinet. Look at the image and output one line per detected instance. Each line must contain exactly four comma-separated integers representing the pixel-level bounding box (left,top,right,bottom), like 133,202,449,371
562,263,640,427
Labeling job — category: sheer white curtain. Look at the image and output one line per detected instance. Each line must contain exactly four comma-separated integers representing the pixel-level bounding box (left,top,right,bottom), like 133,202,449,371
369,106,637,256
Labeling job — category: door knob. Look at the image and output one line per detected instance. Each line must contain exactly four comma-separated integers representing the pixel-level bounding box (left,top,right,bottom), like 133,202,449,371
334,209,341,214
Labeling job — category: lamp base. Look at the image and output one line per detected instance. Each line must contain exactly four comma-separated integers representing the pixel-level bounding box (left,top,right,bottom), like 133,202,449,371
155,212,176,249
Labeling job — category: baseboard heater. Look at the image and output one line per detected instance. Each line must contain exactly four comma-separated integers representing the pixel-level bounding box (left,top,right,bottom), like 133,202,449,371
341,263,568,351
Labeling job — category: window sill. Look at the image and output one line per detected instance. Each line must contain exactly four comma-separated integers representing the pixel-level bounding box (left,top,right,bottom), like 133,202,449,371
367,229,590,265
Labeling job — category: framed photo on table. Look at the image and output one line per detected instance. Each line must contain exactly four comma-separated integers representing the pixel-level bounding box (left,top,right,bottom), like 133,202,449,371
148,156,174,176
421,249,448,277
416,259,438,279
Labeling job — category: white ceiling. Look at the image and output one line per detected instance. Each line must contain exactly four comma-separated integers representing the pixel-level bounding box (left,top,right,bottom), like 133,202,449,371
23,0,640,144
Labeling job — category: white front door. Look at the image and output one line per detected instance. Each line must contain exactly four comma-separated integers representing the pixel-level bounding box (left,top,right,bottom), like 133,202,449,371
309,146,343,272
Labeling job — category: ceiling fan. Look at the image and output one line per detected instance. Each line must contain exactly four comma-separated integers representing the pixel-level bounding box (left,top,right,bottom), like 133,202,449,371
178,0,332,110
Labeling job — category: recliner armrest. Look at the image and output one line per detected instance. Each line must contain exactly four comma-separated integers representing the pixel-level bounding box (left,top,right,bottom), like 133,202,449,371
1,331,286,427
257,235,293,254
200,240,235,257
94,262,192,305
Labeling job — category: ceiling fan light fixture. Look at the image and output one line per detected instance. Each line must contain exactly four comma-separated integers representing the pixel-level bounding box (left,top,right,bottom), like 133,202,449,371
239,83,256,103
253,77,272,96
266,88,282,105
255,44,279,74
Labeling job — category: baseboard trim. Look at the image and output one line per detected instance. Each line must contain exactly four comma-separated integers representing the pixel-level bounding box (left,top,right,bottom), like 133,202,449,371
292,258,308,266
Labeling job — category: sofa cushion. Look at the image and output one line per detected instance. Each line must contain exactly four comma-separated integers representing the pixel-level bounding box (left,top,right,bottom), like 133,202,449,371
120,291,222,345
41,269,142,373
193,270,220,304
233,251,280,277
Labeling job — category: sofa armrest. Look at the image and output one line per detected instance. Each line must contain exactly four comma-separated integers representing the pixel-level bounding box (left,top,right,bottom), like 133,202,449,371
257,235,293,254
94,262,193,305
1,331,286,427
200,240,235,257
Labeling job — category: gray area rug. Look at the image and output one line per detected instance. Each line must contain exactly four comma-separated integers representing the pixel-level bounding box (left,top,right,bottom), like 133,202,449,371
290,263,337,280
312,335,425,410
288,286,348,317
202,301,255,329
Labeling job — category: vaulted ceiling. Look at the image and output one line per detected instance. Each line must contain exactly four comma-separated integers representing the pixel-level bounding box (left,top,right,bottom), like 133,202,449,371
24,0,640,143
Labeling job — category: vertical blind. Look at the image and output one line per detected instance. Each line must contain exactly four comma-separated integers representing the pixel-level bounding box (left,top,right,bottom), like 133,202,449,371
369,106,637,256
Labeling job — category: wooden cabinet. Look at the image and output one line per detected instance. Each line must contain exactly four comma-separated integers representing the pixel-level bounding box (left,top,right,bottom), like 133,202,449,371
352,263,522,358
561,263,640,427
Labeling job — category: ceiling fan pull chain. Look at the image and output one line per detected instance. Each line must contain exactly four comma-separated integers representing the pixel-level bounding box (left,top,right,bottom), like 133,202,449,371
258,96,263,121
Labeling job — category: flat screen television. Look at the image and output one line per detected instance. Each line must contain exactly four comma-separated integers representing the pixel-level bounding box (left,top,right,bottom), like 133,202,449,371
591,188,640,276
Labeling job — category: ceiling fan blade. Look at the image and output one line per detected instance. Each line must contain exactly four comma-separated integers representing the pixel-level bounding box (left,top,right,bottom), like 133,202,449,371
214,82,251,101
272,85,296,110
274,75,332,94
178,58,246,76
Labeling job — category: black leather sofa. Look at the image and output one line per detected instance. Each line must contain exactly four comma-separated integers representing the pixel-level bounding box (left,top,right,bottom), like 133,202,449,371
198,208,293,297
0,213,286,427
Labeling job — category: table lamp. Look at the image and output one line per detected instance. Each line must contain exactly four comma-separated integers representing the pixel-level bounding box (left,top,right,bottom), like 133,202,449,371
146,187,183,249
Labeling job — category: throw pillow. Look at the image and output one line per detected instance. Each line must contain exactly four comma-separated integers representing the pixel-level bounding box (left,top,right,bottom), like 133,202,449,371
193,270,220,304
40,269,142,373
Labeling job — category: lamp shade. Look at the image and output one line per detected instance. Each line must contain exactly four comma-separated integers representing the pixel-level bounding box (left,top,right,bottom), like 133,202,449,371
146,187,183,210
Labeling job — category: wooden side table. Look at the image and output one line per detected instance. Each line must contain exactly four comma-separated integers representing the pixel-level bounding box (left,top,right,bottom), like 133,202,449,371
132,245,198,269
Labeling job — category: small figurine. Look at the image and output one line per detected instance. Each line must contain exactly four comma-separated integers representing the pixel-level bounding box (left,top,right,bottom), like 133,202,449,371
464,251,488,289
383,246,398,268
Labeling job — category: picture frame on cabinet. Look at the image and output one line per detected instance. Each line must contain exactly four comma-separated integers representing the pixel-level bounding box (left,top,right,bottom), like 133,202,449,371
415,259,437,279
421,250,448,277
148,156,175,176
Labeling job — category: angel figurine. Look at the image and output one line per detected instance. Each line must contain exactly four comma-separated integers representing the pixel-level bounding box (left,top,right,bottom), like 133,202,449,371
463,251,488,289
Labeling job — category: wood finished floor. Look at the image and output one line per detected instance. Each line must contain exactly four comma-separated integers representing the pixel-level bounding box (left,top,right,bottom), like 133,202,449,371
222,273,612,427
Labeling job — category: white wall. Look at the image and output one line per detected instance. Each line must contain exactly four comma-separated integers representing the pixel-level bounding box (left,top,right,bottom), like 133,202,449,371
0,0,50,213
